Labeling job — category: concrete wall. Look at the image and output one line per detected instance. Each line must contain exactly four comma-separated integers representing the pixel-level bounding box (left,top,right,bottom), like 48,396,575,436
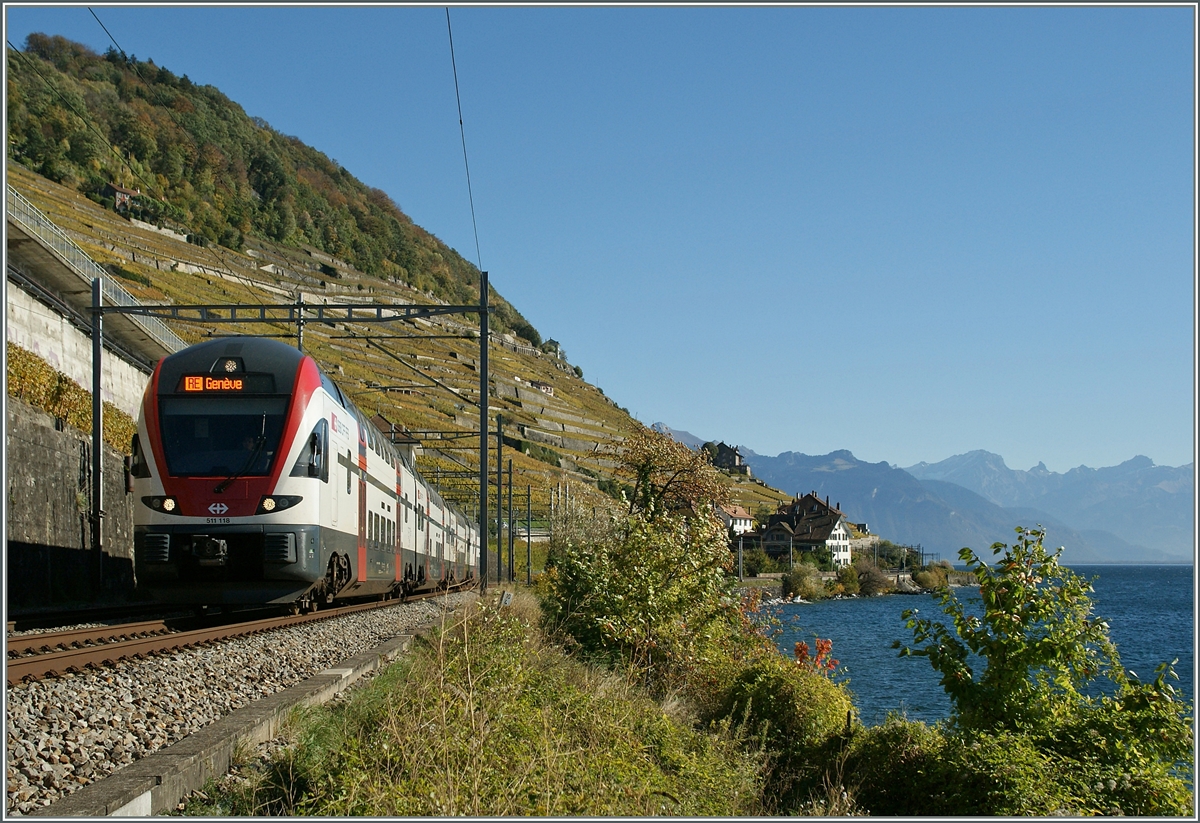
6,399,137,608
6,281,151,417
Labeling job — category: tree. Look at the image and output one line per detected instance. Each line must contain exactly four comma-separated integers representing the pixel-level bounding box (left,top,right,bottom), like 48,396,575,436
892,526,1193,815
614,426,727,521
899,527,1122,732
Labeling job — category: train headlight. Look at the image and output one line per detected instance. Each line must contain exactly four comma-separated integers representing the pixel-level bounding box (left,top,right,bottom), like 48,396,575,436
142,496,182,514
257,495,302,514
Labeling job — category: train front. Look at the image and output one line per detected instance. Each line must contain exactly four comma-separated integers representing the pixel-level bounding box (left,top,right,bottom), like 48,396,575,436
132,337,331,606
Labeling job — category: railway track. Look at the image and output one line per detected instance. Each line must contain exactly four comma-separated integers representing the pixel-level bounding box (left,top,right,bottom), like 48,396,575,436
6,583,476,687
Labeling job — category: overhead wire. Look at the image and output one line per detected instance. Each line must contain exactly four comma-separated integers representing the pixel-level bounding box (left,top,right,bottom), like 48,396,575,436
445,8,483,274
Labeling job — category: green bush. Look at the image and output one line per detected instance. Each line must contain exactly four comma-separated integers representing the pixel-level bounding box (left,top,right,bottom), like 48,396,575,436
741,546,774,577
882,526,1194,816
781,563,826,601
718,651,855,811
835,563,860,595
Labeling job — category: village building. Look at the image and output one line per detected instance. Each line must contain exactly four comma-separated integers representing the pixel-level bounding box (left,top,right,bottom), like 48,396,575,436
711,442,752,477
716,503,755,535
103,182,140,213
757,492,853,567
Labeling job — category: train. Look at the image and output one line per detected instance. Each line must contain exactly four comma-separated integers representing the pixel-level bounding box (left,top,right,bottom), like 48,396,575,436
130,336,479,610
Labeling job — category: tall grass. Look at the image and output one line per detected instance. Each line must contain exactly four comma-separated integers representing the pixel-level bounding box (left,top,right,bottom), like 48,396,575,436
185,592,766,816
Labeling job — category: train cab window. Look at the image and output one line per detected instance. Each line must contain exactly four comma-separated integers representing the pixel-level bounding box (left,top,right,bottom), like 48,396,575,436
158,396,287,477
129,434,151,478
290,419,329,481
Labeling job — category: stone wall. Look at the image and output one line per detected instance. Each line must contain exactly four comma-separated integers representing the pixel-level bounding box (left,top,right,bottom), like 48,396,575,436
6,399,137,608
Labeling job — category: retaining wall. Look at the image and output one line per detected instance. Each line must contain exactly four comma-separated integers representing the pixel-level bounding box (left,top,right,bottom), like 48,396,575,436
6,281,151,417
6,399,137,608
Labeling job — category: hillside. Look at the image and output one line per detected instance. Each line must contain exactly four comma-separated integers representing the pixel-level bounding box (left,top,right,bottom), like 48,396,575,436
5,33,536,342
4,37,791,524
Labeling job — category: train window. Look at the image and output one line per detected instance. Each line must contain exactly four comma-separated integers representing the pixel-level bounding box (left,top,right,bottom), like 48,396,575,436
129,434,151,478
346,450,352,494
158,396,287,477
289,419,329,481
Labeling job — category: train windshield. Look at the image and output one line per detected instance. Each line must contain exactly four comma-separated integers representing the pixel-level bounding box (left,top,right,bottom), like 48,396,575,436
158,396,289,477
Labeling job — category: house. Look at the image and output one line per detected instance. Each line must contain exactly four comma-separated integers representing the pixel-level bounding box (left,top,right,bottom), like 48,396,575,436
529,380,554,397
711,442,752,477
103,183,140,213
757,492,853,567
716,503,755,535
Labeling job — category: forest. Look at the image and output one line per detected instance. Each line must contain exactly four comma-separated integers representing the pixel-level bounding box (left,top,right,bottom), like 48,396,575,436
6,33,540,344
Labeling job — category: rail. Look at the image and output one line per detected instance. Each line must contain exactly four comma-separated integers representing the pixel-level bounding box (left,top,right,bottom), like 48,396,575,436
6,185,185,354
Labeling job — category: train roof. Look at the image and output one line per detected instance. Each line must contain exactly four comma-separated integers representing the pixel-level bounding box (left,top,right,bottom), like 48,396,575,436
157,336,305,395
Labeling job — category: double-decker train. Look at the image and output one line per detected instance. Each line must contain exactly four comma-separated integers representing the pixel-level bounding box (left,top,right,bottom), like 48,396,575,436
130,336,478,610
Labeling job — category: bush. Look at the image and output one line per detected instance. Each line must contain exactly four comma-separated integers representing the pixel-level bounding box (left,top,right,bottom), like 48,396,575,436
741,546,774,577
854,559,894,596
718,651,855,811
835,564,860,595
781,563,825,601
540,504,737,686
887,526,1194,815
913,566,947,589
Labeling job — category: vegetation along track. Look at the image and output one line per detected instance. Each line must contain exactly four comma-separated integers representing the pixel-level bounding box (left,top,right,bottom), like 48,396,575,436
6,583,475,687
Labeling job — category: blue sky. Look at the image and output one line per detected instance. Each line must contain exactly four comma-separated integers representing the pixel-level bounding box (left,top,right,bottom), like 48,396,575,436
5,5,1195,473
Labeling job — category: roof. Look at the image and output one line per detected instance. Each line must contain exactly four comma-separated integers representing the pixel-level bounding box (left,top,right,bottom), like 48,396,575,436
718,503,753,519
762,492,848,545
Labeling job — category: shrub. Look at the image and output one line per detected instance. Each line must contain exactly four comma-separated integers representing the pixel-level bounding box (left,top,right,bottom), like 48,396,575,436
781,563,825,601
718,651,855,811
835,563,860,595
854,559,893,596
913,566,947,589
542,508,738,683
741,546,774,577
890,526,1193,815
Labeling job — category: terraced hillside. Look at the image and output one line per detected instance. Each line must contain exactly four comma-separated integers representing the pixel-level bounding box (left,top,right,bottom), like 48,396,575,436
7,164,790,523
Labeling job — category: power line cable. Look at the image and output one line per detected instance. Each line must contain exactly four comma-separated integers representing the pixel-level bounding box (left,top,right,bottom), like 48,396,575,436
445,8,483,274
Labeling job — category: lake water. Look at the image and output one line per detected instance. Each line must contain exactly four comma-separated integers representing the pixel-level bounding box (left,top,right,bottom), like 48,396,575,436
771,564,1194,727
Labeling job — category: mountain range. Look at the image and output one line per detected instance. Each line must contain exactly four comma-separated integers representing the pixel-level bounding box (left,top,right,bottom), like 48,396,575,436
652,425,1193,564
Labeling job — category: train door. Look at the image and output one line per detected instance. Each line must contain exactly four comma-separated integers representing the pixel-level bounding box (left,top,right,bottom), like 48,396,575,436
356,417,368,583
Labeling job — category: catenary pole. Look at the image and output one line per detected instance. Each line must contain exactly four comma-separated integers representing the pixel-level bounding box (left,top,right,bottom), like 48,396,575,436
496,414,503,584
91,277,104,589
478,271,488,592
507,459,514,582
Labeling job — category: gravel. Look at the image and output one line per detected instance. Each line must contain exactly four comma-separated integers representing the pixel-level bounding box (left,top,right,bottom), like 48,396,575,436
5,594,472,816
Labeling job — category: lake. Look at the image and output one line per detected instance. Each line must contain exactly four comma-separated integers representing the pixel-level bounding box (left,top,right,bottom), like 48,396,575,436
770,564,1194,727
